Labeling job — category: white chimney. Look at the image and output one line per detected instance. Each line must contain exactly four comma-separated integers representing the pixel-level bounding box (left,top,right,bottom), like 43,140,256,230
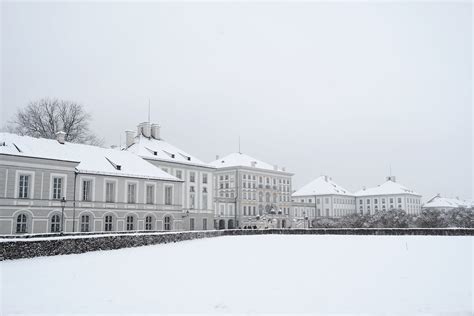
251,161,257,168
386,176,396,182
142,122,151,138
56,131,66,144
324,175,328,182
137,123,145,136
125,130,135,148
151,123,161,140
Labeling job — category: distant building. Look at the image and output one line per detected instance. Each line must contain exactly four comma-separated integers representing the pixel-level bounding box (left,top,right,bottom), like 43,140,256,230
0,132,183,235
209,152,293,229
124,122,216,231
422,194,473,211
292,175,356,222
355,176,422,215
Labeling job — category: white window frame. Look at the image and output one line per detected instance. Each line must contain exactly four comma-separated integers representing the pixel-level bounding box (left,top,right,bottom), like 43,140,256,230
15,170,35,200
125,180,139,204
144,182,156,205
164,185,173,205
80,176,95,202
103,178,118,203
50,173,67,200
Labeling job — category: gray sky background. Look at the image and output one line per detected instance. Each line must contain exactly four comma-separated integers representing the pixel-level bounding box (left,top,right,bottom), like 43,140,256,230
1,1,472,200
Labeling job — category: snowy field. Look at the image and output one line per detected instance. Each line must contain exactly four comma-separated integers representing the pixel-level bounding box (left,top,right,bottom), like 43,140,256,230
1,235,472,315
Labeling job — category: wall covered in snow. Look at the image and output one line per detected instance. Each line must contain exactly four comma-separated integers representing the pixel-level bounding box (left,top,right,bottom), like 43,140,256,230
2,228,473,261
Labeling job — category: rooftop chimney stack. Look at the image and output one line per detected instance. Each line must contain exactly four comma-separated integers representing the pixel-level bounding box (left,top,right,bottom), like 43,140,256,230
151,123,161,140
137,123,145,137
324,175,329,182
125,130,135,148
386,176,396,182
251,161,257,168
142,122,151,138
56,131,66,144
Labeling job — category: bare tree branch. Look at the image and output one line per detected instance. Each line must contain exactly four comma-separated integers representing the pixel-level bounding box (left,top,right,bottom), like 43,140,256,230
8,98,104,146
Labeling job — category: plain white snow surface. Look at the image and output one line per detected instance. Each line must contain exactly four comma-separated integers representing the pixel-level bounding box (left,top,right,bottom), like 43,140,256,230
0,133,180,181
2,235,472,315
209,152,288,172
292,175,354,197
355,179,420,197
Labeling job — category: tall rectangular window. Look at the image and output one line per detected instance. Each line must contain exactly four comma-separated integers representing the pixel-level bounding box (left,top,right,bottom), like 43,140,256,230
202,218,208,230
202,194,208,210
190,193,195,209
202,174,208,184
176,170,182,179
165,186,173,205
52,177,63,200
105,182,115,203
82,180,92,201
190,172,196,183
127,183,136,204
18,174,30,199
189,218,195,230
146,184,154,204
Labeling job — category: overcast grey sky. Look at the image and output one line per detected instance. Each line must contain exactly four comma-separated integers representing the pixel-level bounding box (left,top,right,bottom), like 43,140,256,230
1,1,472,199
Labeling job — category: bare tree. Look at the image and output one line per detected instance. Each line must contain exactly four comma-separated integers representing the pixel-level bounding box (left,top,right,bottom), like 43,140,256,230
8,98,104,146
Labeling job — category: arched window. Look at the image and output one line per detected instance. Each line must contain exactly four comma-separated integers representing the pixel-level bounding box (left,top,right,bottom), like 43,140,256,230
258,192,263,202
145,216,153,230
265,193,271,203
164,216,172,231
126,216,134,231
51,214,60,233
273,193,277,203
104,215,113,232
16,214,27,233
80,215,90,232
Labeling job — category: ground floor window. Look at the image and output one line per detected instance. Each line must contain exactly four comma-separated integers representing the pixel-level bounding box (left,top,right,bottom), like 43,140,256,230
189,218,195,231
203,218,208,230
126,216,134,231
51,214,61,233
104,215,113,232
164,216,171,231
145,216,153,230
16,214,27,233
81,215,90,232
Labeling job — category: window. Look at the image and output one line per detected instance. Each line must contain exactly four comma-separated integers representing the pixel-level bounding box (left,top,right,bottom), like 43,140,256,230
80,215,90,232
51,214,60,232
165,186,173,205
52,177,63,200
190,218,195,230
374,199,378,204
203,193,208,210
325,198,329,204
390,198,394,203
398,197,402,203
104,215,113,231
190,193,195,209
18,174,30,199
190,172,196,183
162,168,168,174
146,185,154,204
126,216,134,231
176,170,182,179
82,180,92,201
203,174,208,184
366,199,370,204
16,214,27,233
202,218,208,230
105,182,115,203
127,183,136,204
164,216,171,231
145,216,153,230
243,206,247,216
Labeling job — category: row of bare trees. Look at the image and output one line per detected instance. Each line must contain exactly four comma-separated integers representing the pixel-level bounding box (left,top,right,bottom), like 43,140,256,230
5,98,103,146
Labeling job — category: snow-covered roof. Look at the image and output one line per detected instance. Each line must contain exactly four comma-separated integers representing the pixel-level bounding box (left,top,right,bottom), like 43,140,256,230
292,176,354,197
209,152,289,173
423,195,472,209
0,133,180,181
126,135,214,169
355,179,420,197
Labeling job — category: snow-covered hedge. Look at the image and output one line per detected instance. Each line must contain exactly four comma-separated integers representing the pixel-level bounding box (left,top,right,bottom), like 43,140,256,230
2,228,473,261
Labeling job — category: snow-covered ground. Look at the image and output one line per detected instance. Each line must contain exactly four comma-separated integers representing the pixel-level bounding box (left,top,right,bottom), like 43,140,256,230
1,235,472,314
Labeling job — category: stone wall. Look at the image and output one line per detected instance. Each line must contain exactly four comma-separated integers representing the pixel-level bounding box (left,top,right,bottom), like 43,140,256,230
2,228,472,261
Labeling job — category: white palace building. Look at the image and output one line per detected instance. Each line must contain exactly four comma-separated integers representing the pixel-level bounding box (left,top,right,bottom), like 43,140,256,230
0,122,445,235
